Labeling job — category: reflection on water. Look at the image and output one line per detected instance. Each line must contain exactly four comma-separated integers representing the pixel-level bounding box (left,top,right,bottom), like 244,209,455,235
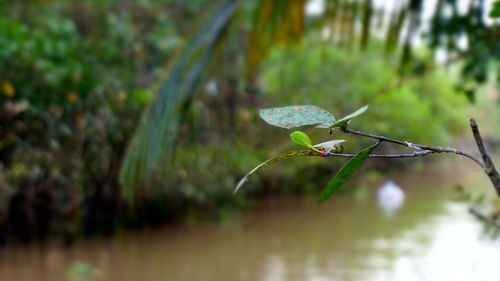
0,157,499,281
377,180,405,216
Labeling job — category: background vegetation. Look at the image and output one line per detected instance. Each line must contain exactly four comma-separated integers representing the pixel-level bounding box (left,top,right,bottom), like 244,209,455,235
0,0,498,244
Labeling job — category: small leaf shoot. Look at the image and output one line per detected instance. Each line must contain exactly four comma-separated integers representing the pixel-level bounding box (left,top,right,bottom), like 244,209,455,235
313,139,347,153
329,105,369,129
290,131,312,147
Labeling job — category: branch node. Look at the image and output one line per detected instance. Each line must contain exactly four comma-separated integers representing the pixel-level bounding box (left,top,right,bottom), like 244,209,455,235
404,141,421,150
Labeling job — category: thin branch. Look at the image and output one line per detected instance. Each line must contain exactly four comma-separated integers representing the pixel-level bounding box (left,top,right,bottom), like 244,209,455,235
469,207,500,229
469,119,500,196
339,127,410,146
333,119,500,197
308,150,435,158
338,127,485,169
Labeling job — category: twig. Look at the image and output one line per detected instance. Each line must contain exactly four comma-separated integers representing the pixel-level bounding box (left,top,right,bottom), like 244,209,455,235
337,127,485,169
308,150,435,158
469,119,500,196
469,207,500,229
332,119,500,197
270,119,498,197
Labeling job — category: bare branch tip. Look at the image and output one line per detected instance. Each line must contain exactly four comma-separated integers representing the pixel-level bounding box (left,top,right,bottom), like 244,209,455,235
469,118,477,128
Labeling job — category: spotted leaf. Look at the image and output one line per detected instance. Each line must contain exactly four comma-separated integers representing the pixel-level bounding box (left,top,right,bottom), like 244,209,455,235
259,105,336,129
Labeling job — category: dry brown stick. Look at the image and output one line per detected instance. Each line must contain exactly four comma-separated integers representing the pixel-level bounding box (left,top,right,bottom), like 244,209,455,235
469,119,500,196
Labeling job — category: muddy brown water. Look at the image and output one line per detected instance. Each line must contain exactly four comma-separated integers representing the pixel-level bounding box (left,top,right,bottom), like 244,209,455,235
1,156,499,281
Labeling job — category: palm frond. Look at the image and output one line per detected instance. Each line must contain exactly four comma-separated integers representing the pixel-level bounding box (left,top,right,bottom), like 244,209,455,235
119,1,239,201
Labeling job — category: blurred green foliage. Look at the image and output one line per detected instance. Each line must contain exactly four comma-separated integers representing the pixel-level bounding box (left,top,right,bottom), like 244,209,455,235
0,0,193,241
262,35,467,145
0,0,495,242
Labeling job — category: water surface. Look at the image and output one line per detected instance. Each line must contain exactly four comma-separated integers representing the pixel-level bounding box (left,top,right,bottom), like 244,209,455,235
1,157,499,281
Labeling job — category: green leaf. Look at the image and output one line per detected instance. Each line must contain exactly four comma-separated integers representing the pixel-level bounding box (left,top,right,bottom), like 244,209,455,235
290,131,312,147
118,1,239,201
317,142,379,203
489,1,500,18
329,105,369,129
234,150,320,193
260,105,336,129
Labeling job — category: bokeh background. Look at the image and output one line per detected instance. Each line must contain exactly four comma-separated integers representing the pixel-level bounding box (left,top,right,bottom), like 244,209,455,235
0,0,499,280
